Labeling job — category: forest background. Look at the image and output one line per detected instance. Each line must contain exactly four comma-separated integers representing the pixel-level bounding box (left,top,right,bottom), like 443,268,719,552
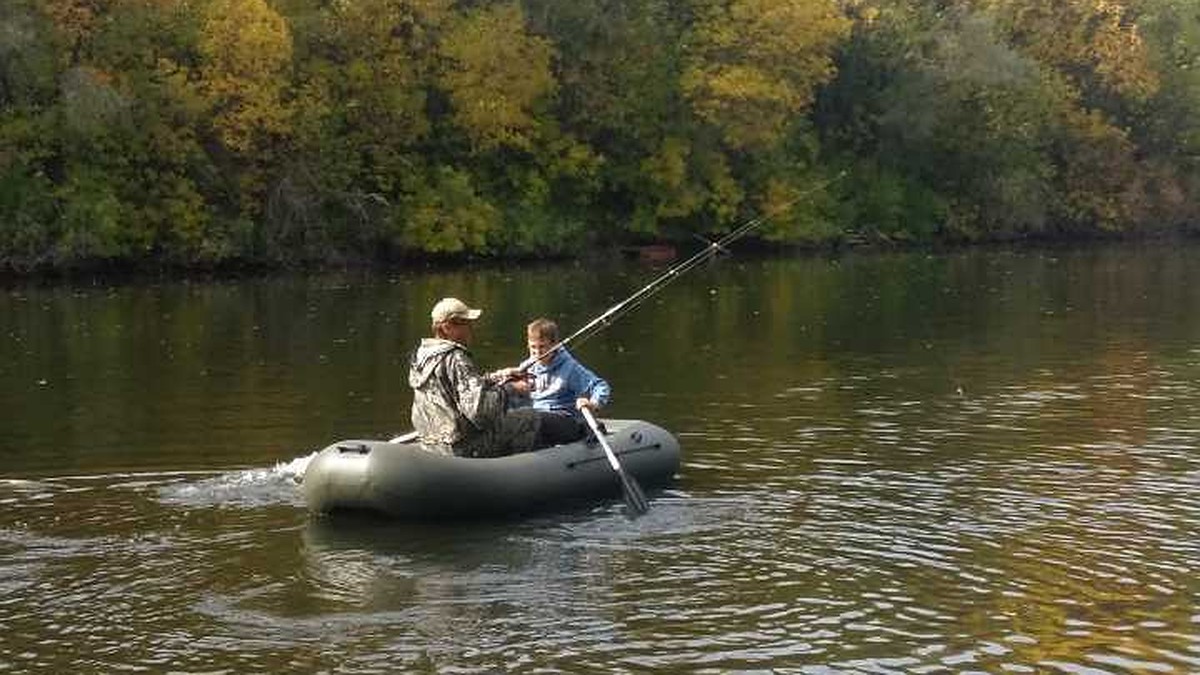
2,0,1199,272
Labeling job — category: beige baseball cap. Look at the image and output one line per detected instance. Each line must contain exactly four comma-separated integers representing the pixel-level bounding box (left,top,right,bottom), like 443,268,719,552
431,297,483,324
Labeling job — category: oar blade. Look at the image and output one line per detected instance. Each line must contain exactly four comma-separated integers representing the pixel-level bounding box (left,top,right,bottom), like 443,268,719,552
619,467,650,517
582,407,651,517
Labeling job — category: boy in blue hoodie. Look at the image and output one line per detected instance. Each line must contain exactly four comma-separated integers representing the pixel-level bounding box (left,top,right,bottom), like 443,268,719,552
524,318,611,445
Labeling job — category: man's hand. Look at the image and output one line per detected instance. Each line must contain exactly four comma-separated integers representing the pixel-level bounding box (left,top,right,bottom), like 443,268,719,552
576,397,597,412
490,367,530,383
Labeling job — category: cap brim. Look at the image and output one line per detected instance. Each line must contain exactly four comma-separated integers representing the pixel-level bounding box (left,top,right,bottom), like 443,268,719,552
462,308,482,320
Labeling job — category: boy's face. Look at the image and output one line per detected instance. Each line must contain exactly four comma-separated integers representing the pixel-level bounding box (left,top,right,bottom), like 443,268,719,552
527,331,554,365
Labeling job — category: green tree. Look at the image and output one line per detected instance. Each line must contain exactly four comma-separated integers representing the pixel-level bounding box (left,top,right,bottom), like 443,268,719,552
682,0,850,150
196,0,293,156
0,0,63,269
817,0,1174,240
437,2,556,152
975,0,1163,232
263,0,444,262
525,0,692,234
1124,0,1200,229
398,165,500,253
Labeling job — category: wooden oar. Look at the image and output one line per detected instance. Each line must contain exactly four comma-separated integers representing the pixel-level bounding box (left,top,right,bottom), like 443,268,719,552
581,407,649,517
388,431,418,444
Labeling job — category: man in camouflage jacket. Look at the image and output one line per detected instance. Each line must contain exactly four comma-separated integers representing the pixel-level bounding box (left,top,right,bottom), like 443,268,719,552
409,298,540,457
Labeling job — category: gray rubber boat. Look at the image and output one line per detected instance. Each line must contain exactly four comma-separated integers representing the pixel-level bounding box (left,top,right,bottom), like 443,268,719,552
303,419,681,519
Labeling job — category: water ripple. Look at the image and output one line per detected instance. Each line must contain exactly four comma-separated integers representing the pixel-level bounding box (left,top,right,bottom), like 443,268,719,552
4,348,1200,671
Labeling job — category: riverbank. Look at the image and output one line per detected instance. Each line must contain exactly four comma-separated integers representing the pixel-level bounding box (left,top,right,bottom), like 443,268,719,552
3,225,1194,288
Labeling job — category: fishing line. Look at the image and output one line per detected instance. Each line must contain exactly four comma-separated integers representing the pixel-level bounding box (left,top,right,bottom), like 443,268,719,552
519,171,845,369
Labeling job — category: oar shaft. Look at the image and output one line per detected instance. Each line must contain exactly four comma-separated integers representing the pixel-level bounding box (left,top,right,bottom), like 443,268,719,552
582,407,621,471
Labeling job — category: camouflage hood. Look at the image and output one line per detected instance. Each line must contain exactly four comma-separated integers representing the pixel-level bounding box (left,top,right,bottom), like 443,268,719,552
406,337,539,457
409,338,464,388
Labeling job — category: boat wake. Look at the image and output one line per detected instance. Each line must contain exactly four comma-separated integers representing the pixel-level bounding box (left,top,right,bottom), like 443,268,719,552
156,453,316,509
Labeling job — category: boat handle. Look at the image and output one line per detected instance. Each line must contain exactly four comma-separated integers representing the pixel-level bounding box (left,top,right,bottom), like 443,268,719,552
566,443,661,469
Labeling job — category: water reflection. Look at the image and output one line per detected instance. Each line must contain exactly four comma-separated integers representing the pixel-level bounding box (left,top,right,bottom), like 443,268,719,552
292,495,795,669
2,244,1200,671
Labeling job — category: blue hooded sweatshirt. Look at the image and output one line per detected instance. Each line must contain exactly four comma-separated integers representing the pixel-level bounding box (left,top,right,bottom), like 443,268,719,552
529,348,611,417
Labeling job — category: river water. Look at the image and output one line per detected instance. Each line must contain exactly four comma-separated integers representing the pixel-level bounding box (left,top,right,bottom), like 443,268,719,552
2,242,1199,673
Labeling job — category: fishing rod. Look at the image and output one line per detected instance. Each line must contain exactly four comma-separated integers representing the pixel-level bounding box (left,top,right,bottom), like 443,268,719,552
518,171,845,371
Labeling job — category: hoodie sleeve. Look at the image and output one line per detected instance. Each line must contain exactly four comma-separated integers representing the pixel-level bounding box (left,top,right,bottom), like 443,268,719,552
445,349,506,428
570,358,611,408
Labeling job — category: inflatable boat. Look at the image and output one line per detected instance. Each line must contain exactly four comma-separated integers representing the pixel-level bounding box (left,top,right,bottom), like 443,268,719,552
302,419,680,519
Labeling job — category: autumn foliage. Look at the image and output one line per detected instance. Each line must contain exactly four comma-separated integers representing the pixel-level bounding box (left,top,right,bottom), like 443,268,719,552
1,0,1197,270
